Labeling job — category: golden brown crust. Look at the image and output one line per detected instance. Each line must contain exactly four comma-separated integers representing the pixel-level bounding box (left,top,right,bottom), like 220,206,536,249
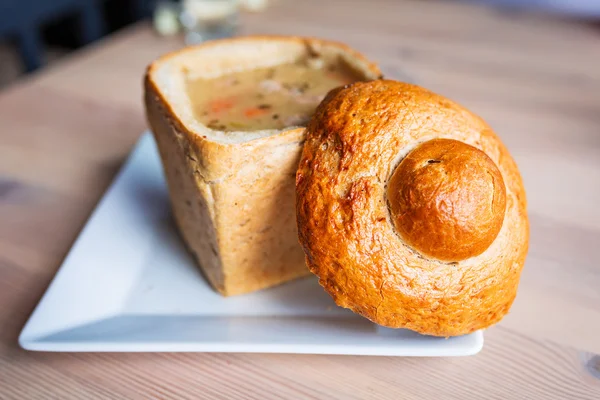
296,80,529,336
387,138,506,262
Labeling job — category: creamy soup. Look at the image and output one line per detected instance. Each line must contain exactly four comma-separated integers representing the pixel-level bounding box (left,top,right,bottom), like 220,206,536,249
187,57,364,131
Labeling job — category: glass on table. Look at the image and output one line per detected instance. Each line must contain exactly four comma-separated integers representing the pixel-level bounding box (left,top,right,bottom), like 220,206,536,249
180,0,239,45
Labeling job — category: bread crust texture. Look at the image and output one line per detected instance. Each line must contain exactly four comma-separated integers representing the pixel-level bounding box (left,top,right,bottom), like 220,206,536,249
296,80,529,336
145,36,381,296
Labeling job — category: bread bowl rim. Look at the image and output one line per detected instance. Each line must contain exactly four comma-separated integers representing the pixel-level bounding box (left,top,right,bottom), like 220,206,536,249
144,35,383,147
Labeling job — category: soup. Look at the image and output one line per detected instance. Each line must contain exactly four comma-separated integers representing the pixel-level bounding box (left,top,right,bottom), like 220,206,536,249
187,57,364,131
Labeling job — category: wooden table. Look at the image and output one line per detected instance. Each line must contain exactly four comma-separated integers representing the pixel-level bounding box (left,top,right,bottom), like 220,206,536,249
1,0,599,398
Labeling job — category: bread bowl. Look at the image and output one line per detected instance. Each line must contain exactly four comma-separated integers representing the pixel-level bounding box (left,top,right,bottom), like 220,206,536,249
296,80,529,336
144,36,381,296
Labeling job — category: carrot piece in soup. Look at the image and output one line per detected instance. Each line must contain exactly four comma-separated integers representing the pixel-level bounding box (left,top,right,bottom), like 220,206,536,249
243,107,269,118
208,97,235,114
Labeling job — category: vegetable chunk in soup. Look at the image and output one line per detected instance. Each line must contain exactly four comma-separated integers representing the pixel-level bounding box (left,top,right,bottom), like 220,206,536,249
188,57,364,131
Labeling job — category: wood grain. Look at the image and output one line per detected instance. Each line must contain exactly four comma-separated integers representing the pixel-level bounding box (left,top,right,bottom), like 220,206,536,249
1,0,600,398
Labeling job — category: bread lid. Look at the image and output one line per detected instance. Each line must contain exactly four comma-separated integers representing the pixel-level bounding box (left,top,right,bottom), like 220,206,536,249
296,80,529,337
145,36,382,145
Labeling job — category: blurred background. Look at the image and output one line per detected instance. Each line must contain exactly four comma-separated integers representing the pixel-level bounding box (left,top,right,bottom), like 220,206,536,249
0,0,599,89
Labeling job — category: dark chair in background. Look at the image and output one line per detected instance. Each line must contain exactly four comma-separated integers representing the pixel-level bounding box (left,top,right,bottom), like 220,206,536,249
0,0,153,72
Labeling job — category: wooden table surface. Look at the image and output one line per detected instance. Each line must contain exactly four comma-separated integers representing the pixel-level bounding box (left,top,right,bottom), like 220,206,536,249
1,0,600,398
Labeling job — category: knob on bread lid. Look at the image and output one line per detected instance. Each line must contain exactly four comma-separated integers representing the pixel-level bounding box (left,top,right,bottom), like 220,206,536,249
387,138,507,262
296,80,529,337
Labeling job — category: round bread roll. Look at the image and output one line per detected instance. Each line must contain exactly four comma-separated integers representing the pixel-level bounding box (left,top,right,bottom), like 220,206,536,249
296,80,529,337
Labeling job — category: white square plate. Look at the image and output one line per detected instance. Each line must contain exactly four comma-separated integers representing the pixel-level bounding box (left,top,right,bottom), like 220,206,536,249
19,133,483,355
